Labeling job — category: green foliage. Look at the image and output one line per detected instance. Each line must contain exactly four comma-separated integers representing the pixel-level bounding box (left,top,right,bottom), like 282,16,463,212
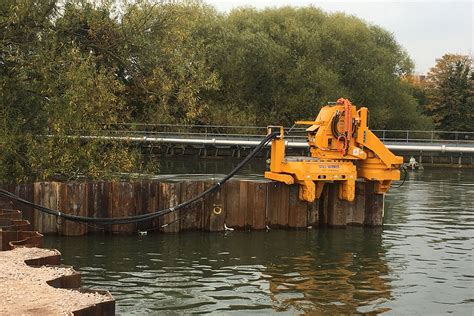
0,0,438,183
119,1,220,123
424,54,473,131
200,7,429,129
0,0,157,183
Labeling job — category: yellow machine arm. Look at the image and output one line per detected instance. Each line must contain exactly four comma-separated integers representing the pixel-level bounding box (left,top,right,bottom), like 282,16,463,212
265,98,403,202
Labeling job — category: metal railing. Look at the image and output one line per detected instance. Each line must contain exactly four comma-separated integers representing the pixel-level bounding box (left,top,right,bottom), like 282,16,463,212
75,123,474,146
372,130,473,144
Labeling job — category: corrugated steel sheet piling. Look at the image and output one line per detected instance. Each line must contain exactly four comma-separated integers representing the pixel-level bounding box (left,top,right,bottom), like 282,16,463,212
1,179,385,235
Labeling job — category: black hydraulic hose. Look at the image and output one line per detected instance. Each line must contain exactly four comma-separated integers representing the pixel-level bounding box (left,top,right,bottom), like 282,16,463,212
331,110,343,139
0,131,280,225
331,110,356,139
393,166,408,188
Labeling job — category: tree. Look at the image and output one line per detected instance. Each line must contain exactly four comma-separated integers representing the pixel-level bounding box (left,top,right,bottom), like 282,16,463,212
0,1,437,183
0,0,157,183
0,0,58,182
204,7,430,129
118,1,221,124
424,54,474,131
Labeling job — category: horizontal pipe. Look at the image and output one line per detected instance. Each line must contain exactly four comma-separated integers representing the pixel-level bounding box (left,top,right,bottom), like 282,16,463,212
385,144,474,153
59,135,474,154
102,123,474,135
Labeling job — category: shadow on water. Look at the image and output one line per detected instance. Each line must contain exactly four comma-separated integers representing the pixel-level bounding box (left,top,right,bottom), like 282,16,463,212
44,166,474,315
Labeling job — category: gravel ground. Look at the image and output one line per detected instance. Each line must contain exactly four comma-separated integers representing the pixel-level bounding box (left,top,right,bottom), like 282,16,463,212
0,247,112,315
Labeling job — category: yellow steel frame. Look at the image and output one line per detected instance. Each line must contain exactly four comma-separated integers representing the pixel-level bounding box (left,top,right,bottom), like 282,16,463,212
264,99,403,202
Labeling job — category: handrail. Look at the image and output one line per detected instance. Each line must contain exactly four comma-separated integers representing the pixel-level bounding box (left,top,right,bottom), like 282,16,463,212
105,122,474,134
67,123,473,145
74,130,474,142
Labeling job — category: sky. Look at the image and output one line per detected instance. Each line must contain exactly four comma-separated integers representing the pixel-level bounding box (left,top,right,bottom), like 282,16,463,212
205,0,473,74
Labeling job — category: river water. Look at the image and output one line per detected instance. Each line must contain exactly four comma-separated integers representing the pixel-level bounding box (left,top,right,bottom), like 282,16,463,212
44,167,474,315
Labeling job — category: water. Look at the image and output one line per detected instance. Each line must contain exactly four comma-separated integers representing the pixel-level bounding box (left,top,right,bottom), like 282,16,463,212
44,168,474,315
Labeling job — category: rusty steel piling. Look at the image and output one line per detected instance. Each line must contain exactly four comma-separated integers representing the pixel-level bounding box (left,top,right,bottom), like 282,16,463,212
1,179,385,235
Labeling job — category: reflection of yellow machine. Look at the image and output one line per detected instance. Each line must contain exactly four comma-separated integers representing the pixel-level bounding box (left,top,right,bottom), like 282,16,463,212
265,98,403,202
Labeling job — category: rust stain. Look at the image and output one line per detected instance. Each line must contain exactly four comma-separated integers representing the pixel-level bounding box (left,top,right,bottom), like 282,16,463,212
1,179,384,235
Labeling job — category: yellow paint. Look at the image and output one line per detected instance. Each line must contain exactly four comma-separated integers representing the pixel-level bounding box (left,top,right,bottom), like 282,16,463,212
265,98,402,202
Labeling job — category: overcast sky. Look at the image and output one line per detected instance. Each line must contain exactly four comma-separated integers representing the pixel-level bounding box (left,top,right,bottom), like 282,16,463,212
205,0,473,73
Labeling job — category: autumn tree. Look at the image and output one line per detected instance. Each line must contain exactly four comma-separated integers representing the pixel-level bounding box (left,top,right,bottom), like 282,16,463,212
424,54,474,131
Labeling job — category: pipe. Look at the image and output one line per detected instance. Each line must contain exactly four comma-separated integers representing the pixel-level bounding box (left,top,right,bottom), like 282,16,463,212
48,135,474,154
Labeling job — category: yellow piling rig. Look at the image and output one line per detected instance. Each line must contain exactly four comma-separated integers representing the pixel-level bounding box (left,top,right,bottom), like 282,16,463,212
264,98,403,202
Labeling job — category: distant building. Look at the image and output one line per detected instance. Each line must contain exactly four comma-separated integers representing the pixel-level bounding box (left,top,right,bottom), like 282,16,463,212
403,73,427,85
412,74,427,83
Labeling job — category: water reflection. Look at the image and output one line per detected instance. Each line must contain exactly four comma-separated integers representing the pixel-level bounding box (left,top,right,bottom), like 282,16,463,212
44,168,474,314
265,228,391,314
383,168,474,315
46,228,393,314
